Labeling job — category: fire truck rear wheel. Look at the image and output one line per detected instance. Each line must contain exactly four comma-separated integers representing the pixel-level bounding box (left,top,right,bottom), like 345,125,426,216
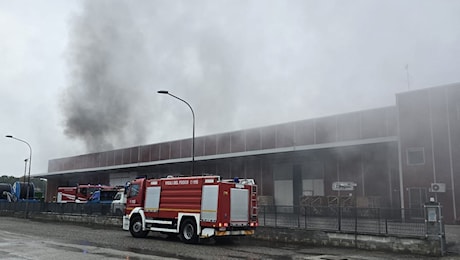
179,219,198,244
129,215,149,238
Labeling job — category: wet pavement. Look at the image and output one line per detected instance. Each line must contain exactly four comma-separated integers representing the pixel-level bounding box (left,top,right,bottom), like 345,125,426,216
446,225,460,255
0,216,459,259
0,230,177,259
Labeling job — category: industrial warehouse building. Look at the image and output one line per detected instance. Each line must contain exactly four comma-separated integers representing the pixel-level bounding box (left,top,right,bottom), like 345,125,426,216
42,83,460,223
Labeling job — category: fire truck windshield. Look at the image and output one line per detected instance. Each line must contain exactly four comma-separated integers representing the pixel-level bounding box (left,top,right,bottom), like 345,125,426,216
128,184,140,198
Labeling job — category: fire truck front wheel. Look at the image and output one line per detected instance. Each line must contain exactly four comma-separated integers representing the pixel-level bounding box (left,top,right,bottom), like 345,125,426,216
129,215,149,238
179,219,198,244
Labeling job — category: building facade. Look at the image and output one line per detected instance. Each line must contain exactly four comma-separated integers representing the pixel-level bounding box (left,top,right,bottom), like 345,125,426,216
42,83,460,223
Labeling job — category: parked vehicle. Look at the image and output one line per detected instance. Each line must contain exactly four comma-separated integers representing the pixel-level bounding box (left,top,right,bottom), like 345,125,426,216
87,189,118,204
111,189,126,215
123,175,258,243
57,184,115,203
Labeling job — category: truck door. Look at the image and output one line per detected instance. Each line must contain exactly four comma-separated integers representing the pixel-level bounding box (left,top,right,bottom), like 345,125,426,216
126,180,144,211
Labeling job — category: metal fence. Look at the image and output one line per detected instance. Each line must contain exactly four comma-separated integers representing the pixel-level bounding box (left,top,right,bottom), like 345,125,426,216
0,201,123,217
0,202,426,237
258,205,427,237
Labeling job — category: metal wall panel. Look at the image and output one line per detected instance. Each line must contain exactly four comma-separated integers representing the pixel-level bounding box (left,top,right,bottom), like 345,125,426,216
170,140,181,159
216,133,231,154
245,129,261,151
230,131,245,153
204,135,217,156
260,126,276,150
294,120,315,146
276,123,295,148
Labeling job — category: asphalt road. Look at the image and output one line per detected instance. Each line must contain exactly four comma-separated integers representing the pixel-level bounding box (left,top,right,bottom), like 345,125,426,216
0,217,458,260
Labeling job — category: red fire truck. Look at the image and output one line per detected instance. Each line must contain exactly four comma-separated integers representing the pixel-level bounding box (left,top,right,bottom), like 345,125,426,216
57,184,115,203
122,175,258,243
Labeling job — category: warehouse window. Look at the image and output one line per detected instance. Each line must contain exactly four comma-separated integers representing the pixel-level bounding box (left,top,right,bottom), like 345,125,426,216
406,147,425,165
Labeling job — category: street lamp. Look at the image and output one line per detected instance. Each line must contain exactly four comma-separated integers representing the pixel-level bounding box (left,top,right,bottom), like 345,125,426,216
23,158,28,183
6,135,32,217
157,90,195,175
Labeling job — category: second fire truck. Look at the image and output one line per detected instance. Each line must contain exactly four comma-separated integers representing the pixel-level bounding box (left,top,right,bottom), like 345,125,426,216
123,175,258,243
57,184,115,203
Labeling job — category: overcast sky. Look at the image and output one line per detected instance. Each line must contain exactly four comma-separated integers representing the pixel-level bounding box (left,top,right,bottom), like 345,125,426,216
1,0,460,177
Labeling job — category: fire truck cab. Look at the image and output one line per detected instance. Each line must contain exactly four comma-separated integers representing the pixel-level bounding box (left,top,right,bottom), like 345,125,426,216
123,175,258,243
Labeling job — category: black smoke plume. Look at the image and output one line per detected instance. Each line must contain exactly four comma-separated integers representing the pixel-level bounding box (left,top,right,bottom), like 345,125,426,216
62,1,151,152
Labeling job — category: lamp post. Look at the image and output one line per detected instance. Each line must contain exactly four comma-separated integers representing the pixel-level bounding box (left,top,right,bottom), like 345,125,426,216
157,90,195,175
6,135,32,217
23,158,28,183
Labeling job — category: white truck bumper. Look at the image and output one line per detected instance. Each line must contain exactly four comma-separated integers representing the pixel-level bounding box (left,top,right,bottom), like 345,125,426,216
122,215,130,231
